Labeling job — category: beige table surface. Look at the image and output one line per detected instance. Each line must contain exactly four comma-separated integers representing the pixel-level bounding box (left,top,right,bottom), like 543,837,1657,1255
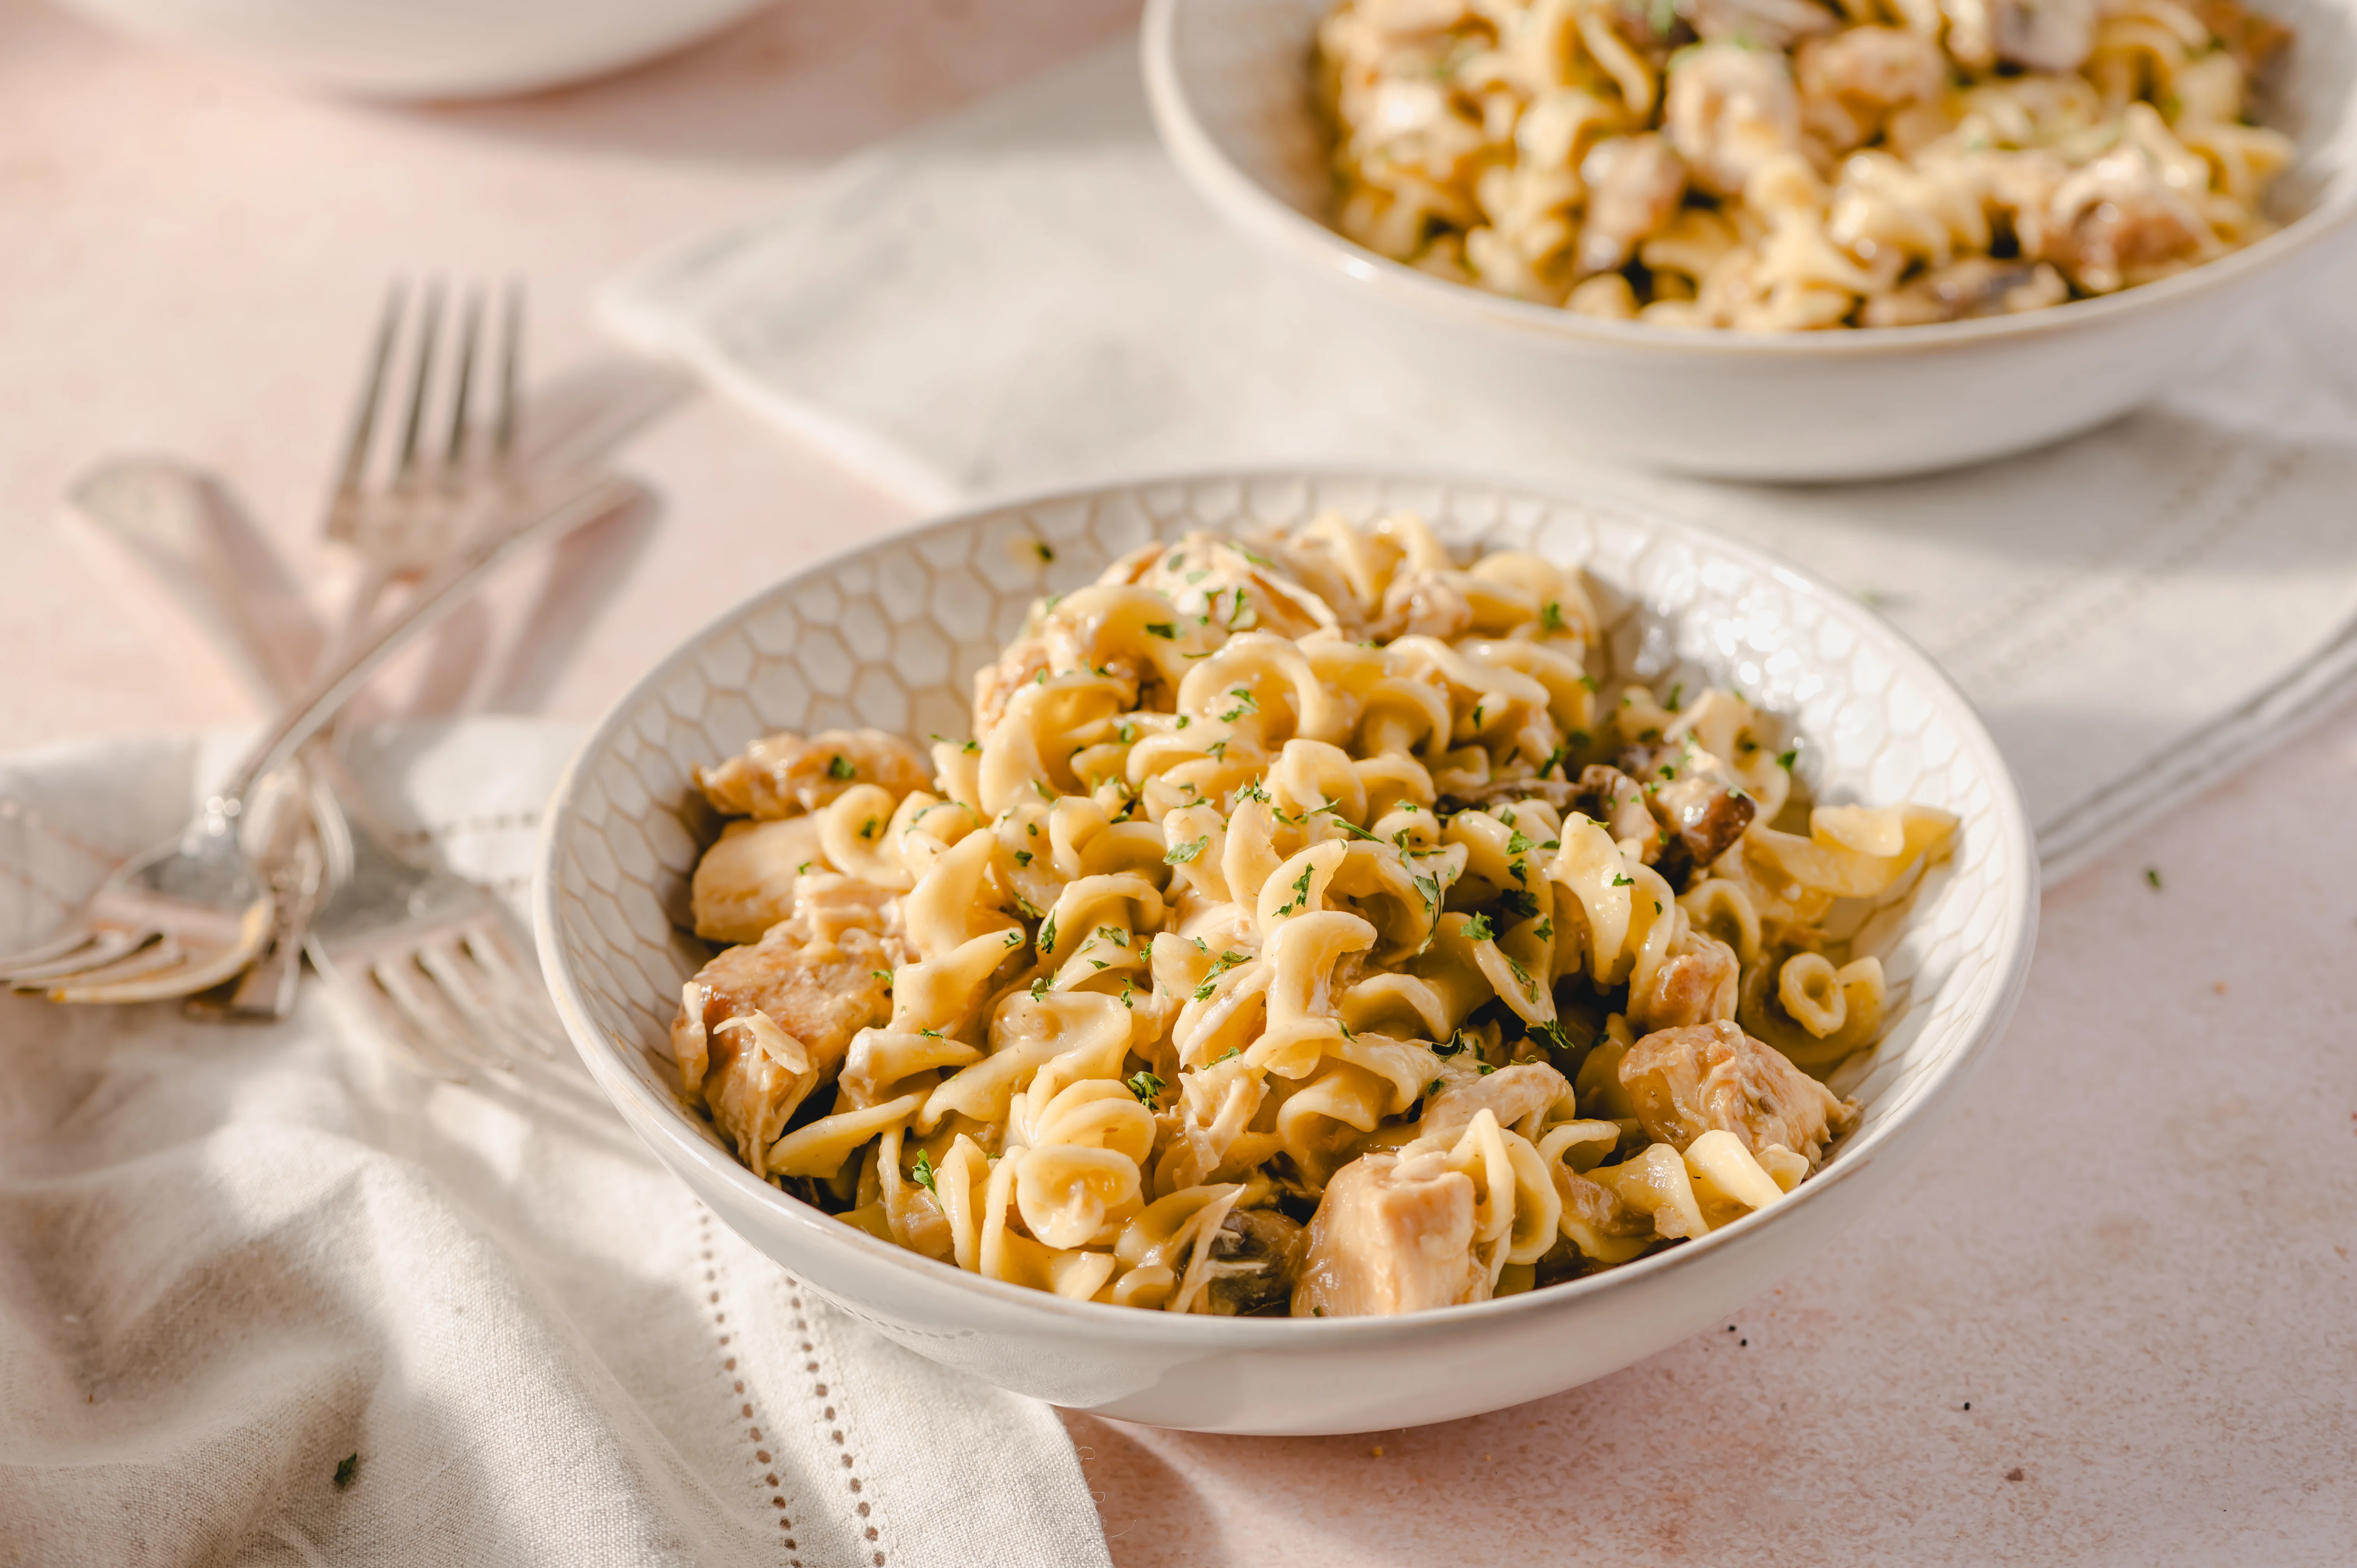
3,1,2352,1562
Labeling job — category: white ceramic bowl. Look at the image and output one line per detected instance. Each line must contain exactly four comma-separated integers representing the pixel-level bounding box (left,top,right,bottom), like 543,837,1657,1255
52,0,772,100
1141,0,2357,480
534,470,2039,1435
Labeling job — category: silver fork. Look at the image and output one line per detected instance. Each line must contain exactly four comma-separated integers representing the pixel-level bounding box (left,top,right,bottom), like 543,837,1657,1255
297,280,570,1075
209,280,527,1027
0,435,634,1005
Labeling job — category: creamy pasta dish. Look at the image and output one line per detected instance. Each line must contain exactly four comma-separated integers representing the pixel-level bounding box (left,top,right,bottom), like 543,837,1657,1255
1317,0,2295,328
670,514,1956,1316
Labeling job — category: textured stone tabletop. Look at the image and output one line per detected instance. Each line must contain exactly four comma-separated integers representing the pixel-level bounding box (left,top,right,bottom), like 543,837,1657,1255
0,0,2350,1561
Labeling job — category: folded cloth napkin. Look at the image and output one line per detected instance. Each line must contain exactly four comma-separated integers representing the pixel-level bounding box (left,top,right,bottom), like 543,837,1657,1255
0,720,1110,1568
604,39,2357,884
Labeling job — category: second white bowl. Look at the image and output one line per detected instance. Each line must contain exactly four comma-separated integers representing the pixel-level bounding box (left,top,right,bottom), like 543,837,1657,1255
1141,0,2357,480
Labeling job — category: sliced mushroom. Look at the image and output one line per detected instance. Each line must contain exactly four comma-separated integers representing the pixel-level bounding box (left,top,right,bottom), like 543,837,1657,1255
1202,1208,1306,1316
1859,258,2070,326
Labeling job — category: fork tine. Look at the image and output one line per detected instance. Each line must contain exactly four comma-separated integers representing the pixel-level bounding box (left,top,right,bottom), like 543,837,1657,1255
373,952,499,1078
414,937,524,1068
335,960,470,1080
493,279,522,464
2,927,150,985
441,286,483,487
393,279,445,484
333,281,406,503
463,923,565,1056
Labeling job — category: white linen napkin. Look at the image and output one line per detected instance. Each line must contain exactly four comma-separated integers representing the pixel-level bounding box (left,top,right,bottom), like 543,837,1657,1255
603,39,2357,884
0,719,1110,1568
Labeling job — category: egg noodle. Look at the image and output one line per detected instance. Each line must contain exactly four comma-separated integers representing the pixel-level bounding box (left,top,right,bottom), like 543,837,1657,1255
1318,0,2295,328
671,514,1956,1316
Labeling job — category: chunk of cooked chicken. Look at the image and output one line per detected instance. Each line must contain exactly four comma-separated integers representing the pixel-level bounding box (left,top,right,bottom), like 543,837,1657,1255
1618,1020,1855,1167
1420,1060,1570,1141
696,729,931,820
1292,1148,1482,1317
691,816,830,944
1629,931,1740,1031
1796,25,1945,149
1576,133,1687,277
674,875,901,1177
1665,42,1804,199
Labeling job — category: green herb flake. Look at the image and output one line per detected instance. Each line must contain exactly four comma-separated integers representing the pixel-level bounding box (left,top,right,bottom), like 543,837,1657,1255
795,860,811,875
1611,873,1634,888
334,1454,359,1490
1127,1070,1165,1105
826,755,855,780
1506,829,1535,857
1032,540,1055,563
1167,835,1209,864
1541,600,1565,632
1216,1045,1243,1063
1278,863,1315,915
1145,622,1177,639
1776,749,1798,771
1462,914,1496,942
2145,867,2163,890
911,1149,938,1193
1038,912,1060,954
962,740,982,754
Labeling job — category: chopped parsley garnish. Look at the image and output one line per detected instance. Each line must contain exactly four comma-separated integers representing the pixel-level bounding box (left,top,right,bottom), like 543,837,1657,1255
1505,829,1535,857
1038,911,1060,954
1534,918,1553,939
860,817,878,839
1237,779,1269,802
795,861,811,875
1225,540,1274,568
911,1149,938,1193
2145,867,2163,890
1611,873,1634,888
1117,722,1136,743
1004,930,1024,948
1097,925,1129,945
1476,1062,1496,1076
334,1454,359,1490
1412,872,1443,914
1029,976,1051,1001
1175,714,1191,729
1193,950,1253,1000
1277,863,1315,915
1127,1070,1164,1105
1497,888,1539,921
962,740,981,754
1215,1045,1242,1063
1536,1020,1575,1054
1429,1077,1445,1096
1145,622,1177,639
1541,600,1565,632
1207,740,1228,761
1032,540,1055,563
1014,849,1033,866
1776,749,1797,771
1218,687,1258,722
1462,914,1496,942
826,754,855,780
1666,683,1684,711
1166,835,1209,864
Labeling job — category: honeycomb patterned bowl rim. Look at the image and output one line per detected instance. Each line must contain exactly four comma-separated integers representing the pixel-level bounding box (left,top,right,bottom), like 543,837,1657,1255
534,465,2040,1340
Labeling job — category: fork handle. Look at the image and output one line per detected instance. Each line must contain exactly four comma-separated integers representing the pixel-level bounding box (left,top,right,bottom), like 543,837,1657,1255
212,470,638,812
